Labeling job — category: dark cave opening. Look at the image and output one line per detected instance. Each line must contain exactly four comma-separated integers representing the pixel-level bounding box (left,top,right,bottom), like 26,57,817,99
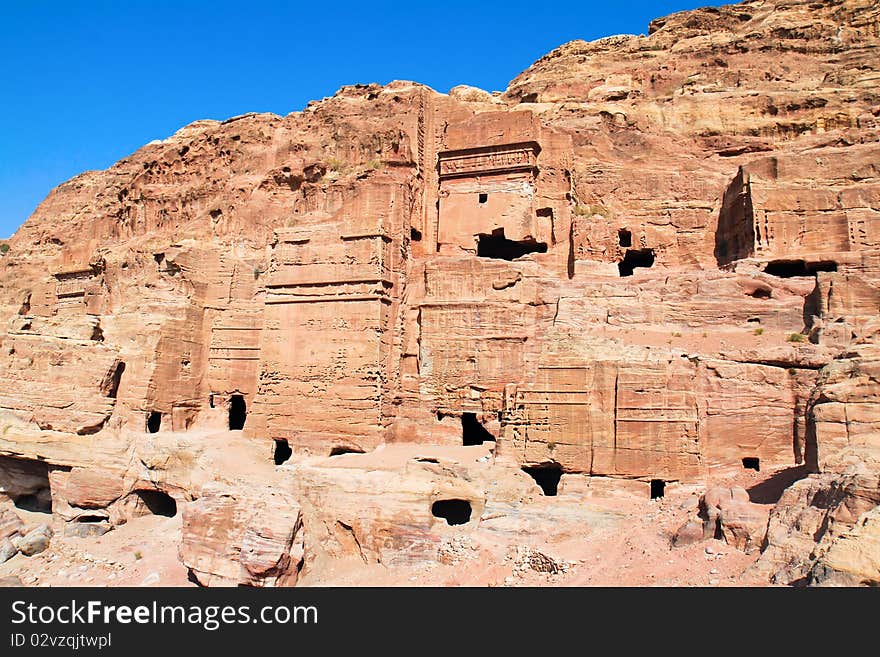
2,456,52,513
478,193,488,204
431,499,472,526
618,248,655,277
75,515,107,523
742,457,760,472
763,259,838,278
650,479,665,499
618,228,632,248
228,394,246,430
329,446,366,457
477,228,547,261
14,491,52,514
522,465,563,496
461,412,495,446
273,439,292,465
146,411,161,433
135,490,177,517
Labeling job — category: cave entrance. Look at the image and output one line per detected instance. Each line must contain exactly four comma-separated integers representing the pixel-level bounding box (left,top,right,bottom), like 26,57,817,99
273,439,292,465
1,456,53,513
461,413,495,446
431,499,472,526
75,515,107,523
618,228,632,248
618,248,655,277
134,490,177,517
146,411,161,433
228,394,246,430
522,465,563,496
14,492,53,513
763,259,837,278
329,446,366,457
742,457,760,472
650,479,665,499
477,228,547,261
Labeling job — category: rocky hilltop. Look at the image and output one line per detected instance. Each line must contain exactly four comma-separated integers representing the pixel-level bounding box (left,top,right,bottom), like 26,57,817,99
0,0,878,587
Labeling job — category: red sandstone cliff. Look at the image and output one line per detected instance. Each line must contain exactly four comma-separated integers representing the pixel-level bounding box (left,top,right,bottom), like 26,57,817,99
0,0,878,587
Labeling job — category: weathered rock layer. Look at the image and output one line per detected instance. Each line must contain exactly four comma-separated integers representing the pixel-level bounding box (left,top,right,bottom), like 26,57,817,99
1,0,879,586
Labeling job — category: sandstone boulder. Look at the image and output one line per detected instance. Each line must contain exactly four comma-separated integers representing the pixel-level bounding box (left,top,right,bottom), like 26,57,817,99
63,521,113,538
718,502,767,554
179,485,302,587
0,538,18,563
17,524,52,556
673,487,768,553
54,468,126,510
672,519,705,548
0,507,24,540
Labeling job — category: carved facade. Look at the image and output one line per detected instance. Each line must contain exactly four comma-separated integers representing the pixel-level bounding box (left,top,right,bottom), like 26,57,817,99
1,0,879,524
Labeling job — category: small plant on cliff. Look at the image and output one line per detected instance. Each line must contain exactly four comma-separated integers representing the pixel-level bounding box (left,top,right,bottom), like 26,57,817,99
134,551,142,561
754,328,764,336
574,204,610,218
787,332,805,343
0,242,9,254
327,157,346,173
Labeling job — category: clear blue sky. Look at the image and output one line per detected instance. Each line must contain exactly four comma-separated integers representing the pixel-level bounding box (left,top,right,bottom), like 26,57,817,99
0,0,725,238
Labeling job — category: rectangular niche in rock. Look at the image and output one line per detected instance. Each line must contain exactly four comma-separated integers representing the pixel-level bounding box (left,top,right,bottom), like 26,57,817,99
229,394,246,430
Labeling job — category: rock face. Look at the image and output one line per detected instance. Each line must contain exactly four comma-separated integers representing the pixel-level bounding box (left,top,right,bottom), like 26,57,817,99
751,344,880,584
179,485,302,587
810,505,880,586
0,0,879,586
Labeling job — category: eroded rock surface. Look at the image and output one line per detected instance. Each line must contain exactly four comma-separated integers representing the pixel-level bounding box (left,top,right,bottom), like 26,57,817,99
0,0,879,586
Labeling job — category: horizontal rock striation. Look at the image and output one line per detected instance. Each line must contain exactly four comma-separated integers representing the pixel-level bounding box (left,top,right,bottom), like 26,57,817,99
0,0,878,586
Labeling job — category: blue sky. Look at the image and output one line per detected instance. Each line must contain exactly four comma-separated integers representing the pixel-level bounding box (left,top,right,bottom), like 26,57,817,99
0,1,725,238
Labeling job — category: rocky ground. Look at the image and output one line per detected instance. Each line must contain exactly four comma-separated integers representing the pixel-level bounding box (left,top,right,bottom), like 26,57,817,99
1,454,792,587
0,512,190,587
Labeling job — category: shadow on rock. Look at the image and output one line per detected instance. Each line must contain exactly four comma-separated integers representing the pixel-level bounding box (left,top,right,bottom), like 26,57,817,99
747,465,809,505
